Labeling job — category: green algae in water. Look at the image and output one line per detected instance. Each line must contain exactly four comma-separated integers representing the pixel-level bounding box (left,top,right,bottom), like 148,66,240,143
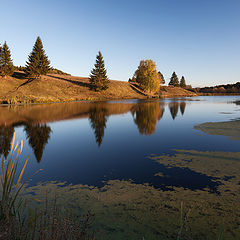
21,150,240,239
194,120,240,141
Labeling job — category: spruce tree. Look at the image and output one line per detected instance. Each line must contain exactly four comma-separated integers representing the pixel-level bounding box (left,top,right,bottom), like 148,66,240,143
158,71,165,84
0,42,14,77
89,51,109,91
180,76,186,88
169,71,179,87
26,36,50,78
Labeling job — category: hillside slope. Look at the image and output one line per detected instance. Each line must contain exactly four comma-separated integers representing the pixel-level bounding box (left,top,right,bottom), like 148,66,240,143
0,72,196,104
159,86,197,98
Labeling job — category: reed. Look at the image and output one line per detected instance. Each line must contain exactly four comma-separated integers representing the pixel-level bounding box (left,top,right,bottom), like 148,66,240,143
0,132,29,221
0,133,96,240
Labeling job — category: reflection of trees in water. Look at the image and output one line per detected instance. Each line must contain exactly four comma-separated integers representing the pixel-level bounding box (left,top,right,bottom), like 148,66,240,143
132,102,164,135
169,102,179,120
0,126,14,159
234,100,240,106
89,105,108,147
25,124,51,163
180,102,186,115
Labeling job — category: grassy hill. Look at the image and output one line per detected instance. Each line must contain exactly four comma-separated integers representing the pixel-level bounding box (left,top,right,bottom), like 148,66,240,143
0,72,196,104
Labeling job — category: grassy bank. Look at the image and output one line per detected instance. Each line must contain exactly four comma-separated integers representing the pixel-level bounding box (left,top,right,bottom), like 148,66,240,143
0,72,197,104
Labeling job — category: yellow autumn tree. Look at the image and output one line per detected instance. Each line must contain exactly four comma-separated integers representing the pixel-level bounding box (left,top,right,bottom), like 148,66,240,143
135,60,160,93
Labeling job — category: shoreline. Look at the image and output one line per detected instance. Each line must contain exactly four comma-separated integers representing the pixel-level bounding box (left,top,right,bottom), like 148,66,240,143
2,93,240,106
0,95,198,106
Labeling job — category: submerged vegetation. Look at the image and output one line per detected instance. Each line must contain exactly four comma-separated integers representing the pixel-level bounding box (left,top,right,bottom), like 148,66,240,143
0,135,235,239
20,148,240,239
194,120,240,141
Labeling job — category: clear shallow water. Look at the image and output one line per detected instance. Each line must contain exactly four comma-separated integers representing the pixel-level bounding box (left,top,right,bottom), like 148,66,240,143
1,96,240,239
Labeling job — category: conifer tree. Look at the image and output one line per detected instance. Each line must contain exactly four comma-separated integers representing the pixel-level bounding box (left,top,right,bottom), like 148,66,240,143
180,76,186,88
0,42,14,77
169,72,179,87
158,71,165,84
25,36,50,78
89,51,109,91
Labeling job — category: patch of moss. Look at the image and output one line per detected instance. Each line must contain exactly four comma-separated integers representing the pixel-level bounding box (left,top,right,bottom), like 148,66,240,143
194,120,240,141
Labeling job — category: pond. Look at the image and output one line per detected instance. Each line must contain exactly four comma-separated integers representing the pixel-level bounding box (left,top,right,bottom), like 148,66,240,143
0,96,240,239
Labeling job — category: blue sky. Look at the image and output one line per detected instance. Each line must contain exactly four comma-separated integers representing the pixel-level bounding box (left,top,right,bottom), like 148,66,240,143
1,0,240,87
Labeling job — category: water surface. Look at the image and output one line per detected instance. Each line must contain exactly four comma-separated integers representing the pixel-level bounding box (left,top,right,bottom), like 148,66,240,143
0,96,240,239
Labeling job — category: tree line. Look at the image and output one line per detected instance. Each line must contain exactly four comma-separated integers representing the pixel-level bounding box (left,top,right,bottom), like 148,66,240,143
129,64,187,92
196,82,240,94
0,36,188,93
0,37,50,78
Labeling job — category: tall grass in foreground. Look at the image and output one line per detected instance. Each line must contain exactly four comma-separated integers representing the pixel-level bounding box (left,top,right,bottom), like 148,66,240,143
0,132,96,240
0,132,28,221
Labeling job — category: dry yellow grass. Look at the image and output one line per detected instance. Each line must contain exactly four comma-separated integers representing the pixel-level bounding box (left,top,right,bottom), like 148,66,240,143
0,72,196,104
160,86,197,97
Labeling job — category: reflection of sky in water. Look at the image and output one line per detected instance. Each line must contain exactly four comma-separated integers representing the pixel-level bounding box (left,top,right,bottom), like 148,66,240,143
0,96,240,190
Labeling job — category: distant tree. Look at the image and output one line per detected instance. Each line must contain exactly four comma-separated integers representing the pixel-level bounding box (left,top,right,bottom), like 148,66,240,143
25,36,51,78
89,51,109,91
129,73,137,83
25,123,51,163
89,105,108,147
180,76,186,88
48,68,70,75
135,60,160,93
158,71,165,84
169,72,179,87
16,66,27,72
0,42,14,77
